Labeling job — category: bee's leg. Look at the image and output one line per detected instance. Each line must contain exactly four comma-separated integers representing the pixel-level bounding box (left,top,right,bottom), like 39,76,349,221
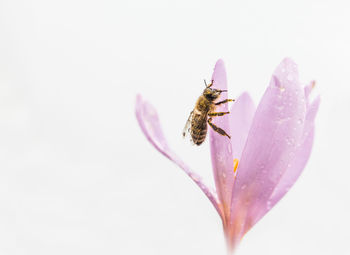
208,111,230,117
215,99,235,105
214,89,227,93
208,118,231,139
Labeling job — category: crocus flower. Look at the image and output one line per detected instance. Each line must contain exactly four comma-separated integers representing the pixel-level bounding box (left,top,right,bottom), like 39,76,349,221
135,58,320,253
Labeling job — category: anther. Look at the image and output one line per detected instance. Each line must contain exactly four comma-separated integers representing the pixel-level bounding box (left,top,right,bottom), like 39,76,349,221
233,159,239,173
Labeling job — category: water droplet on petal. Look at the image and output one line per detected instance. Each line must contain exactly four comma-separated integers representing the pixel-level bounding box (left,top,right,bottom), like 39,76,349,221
266,201,272,210
285,137,295,146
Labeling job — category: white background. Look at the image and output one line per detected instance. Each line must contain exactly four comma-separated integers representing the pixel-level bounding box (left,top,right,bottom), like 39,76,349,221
0,0,349,254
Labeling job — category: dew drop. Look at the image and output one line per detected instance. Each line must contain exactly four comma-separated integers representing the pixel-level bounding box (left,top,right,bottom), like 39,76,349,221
217,154,224,164
266,201,272,210
241,184,247,190
285,137,295,146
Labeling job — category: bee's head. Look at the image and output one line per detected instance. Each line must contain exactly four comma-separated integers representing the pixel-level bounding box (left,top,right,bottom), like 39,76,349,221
203,87,221,101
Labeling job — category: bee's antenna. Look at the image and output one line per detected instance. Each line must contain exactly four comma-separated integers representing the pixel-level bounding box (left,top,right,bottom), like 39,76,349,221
208,80,214,88
204,79,208,87
204,79,214,88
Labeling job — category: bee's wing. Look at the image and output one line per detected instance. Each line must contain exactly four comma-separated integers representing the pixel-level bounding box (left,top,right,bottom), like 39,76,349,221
182,110,193,138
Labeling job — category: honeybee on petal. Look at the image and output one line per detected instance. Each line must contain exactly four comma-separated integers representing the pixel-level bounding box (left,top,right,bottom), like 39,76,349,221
183,80,234,145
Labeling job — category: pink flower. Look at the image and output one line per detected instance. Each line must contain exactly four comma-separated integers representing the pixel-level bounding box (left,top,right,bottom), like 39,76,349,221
135,58,320,253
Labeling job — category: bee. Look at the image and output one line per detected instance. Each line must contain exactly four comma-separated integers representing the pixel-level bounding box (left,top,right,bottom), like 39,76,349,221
183,80,234,145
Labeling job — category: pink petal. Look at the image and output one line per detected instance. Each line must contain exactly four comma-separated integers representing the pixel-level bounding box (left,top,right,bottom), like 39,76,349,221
209,59,234,219
304,80,316,103
268,96,320,208
135,94,223,218
229,92,256,161
228,58,307,238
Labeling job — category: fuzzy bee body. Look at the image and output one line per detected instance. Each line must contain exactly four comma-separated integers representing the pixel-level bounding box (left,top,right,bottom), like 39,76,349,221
190,96,212,145
183,81,234,145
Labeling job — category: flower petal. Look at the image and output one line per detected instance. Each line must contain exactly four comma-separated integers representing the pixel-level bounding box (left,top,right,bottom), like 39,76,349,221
135,94,223,217
229,92,256,161
228,58,307,237
304,80,316,103
268,96,320,208
209,59,234,219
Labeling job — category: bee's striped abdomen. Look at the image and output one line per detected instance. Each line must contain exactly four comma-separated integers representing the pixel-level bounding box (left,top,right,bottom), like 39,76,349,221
190,109,208,145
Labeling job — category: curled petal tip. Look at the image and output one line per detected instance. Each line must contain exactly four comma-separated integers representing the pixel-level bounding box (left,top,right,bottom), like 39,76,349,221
311,80,316,88
304,80,317,102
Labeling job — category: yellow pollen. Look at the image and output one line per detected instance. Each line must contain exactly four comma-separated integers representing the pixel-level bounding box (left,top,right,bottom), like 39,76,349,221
233,159,239,173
